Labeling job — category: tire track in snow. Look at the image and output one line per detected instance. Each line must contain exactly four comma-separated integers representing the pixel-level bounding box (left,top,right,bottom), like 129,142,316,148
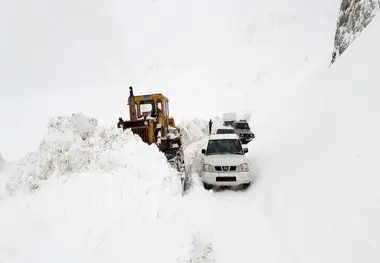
182,140,284,262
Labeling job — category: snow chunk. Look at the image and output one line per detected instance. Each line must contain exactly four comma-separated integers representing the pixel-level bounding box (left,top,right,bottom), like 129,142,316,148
223,112,236,122
178,117,224,146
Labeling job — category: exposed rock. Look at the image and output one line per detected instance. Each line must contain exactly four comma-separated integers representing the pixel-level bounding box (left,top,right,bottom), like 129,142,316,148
331,0,380,64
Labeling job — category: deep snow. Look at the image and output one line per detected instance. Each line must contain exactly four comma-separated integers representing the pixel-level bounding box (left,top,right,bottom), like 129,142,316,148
0,113,279,263
2,15,380,260
248,11,380,263
2,1,378,262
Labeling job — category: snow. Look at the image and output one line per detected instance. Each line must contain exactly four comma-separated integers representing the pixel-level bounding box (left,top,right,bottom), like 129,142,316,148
248,11,380,263
0,0,340,161
2,113,183,196
0,153,5,169
2,14,379,260
178,111,254,147
178,117,224,146
208,133,240,140
0,114,195,261
0,113,274,263
222,112,236,122
3,0,378,262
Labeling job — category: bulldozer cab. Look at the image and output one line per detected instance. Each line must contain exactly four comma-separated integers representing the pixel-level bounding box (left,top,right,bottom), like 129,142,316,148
125,86,178,143
128,87,172,127
133,95,167,118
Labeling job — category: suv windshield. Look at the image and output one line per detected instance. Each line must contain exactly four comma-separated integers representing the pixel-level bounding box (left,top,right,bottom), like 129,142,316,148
235,123,250,130
216,129,234,134
206,139,243,155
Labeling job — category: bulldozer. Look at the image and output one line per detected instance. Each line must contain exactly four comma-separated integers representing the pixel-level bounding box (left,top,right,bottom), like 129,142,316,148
118,86,185,173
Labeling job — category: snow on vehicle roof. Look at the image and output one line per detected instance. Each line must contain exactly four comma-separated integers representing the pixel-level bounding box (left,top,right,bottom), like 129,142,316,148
209,133,240,140
217,126,234,130
223,112,236,122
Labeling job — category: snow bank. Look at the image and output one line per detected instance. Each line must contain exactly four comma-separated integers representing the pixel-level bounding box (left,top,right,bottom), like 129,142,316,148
0,113,210,262
178,117,223,146
0,112,272,262
3,113,179,196
252,13,380,263
178,111,253,147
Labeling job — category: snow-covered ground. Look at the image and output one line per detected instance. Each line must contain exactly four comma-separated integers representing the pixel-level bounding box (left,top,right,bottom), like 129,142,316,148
0,113,276,263
248,11,380,263
0,114,189,261
2,16,380,260
2,1,379,263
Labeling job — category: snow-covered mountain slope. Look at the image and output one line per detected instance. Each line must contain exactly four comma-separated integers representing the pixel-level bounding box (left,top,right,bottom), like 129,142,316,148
250,12,380,263
0,0,340,161
331,0,380,63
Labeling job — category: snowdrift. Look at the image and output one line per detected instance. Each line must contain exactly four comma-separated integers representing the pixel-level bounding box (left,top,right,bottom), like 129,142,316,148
0,113,209,262
178,111,253,147
178,117,223,146
1,113,262,262
3,113,180,196
252,13,380,263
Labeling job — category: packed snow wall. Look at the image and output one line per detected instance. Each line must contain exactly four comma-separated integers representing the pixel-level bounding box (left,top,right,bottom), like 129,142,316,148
1,113,182,198
252,13,380,263
0,112,212,262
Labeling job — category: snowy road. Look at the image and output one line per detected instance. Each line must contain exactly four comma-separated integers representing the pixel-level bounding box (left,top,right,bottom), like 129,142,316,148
180,139,288,263
0,131,288,263
182,186,285,262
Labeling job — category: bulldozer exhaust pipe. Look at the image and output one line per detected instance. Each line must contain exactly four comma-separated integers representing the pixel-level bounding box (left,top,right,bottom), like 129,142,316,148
129,86,138,120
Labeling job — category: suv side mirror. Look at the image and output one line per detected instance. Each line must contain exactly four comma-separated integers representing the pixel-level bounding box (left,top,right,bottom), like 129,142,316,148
201,149,206,155
244,148,248,154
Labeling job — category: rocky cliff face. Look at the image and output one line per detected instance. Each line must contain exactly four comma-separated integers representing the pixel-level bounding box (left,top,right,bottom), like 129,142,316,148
331,0,380,64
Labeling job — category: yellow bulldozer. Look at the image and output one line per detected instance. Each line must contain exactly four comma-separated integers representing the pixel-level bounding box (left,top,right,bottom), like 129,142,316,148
118,86,185,172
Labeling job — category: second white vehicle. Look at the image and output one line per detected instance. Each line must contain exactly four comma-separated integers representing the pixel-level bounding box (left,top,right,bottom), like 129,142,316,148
200,133,252,190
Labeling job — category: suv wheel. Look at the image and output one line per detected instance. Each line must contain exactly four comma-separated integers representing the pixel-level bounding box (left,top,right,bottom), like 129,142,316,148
203,182,213,190
241,182,251,190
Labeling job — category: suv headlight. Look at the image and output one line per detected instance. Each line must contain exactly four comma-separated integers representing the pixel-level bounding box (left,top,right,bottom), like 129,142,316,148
238,163,249,172
203,164,213,172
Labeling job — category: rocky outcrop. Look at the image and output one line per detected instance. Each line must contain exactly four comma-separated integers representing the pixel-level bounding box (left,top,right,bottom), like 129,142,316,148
331,0,380,64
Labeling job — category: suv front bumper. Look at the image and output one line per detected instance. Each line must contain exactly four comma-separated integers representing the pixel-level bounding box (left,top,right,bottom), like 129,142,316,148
201,171,251,186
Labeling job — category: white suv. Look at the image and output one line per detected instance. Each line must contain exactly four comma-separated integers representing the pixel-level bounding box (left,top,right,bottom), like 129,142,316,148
200,133,252,190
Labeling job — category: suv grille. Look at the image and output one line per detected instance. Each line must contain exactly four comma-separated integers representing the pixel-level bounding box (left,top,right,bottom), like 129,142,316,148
215,165,237,172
